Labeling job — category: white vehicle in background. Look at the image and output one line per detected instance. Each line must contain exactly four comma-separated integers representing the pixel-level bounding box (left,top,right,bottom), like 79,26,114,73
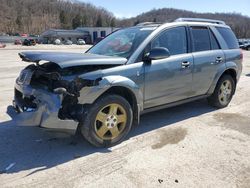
77,39,86,45
64,39,73,45
54,39,61,45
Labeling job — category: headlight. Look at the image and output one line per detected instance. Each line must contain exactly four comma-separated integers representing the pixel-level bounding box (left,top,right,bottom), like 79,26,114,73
17,69,33,85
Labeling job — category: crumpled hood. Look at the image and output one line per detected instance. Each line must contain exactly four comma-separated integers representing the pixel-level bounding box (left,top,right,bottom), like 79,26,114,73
19,51,127,68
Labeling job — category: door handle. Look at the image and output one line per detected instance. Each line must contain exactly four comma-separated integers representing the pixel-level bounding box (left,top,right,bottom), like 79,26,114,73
181,61,190,68
213,57,223,64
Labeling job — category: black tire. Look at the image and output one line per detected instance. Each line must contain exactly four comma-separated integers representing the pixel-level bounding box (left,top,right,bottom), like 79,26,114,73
207,74,235,108
80,94,133,147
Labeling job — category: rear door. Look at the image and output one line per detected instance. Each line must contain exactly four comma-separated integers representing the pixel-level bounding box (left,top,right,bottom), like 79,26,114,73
190,26,225,96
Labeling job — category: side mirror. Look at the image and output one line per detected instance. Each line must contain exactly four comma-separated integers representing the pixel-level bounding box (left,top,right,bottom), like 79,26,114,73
143,47,170,62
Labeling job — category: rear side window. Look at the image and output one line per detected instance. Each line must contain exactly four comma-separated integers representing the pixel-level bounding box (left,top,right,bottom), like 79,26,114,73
216,27,239,49
151,27,187,56
191,26,210,52
209,30,220,50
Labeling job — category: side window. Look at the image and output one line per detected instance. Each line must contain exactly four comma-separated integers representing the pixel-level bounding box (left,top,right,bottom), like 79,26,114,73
191,26,210,52
209,29,220,50
151,27,187,56
216,27,239,49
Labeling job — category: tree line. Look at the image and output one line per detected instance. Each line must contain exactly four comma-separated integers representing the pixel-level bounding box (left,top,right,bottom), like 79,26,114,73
0,0,249,38
117,8,250,38
0,0,116,35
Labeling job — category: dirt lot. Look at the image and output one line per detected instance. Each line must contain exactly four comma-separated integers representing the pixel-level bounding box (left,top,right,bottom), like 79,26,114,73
0,45,250,188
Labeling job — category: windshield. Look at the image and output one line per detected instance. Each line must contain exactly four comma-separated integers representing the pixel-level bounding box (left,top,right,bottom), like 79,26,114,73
87,27,154,59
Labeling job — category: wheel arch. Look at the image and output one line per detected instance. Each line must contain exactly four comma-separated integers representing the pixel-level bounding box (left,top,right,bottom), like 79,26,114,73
223,69,237,85
78,75,143,126
208,68,237,95
94,86,140,126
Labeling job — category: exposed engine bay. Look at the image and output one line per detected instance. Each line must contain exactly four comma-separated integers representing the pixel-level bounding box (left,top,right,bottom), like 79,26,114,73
14,51,128,131
16,62,116,122
28,62,105,95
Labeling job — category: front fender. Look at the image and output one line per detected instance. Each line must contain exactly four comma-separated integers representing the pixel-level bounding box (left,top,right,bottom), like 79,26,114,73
77,75,143,110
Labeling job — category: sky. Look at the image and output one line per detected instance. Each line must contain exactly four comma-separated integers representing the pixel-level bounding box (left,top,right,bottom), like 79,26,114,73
80,0,250,18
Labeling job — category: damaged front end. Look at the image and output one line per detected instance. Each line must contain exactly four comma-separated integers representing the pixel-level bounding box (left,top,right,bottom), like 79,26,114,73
13,60,104,132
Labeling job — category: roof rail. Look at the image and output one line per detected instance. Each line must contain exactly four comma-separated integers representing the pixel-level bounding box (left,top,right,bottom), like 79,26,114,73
136,22,162,26
175,18,225,25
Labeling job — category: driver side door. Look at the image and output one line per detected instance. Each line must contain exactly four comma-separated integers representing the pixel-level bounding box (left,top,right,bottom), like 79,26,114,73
144,26,194,109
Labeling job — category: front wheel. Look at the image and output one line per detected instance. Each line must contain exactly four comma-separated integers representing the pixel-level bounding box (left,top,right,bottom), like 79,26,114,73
80,95,133,147
207,74,235,108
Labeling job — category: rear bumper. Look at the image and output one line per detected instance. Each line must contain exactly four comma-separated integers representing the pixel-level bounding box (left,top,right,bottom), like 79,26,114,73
13,81,78,133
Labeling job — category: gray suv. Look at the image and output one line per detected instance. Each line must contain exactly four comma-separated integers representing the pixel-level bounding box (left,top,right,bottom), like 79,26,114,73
13,18,242,147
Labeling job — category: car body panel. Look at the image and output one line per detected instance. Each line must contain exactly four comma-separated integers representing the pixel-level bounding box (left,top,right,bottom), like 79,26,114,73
224,49,243,81
207,49,242,95
144,53,194,108
13,19,242,133
191,50,226,96
19,51,127,68
78,62,145,111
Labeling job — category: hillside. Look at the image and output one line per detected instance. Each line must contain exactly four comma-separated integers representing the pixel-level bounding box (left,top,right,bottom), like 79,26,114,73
0,0,116,34
0,1,250,38
117,8,250,38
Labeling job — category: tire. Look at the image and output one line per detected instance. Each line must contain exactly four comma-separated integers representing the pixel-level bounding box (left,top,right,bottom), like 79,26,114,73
80,94,133,147
247,46,250,51
207,74,235,108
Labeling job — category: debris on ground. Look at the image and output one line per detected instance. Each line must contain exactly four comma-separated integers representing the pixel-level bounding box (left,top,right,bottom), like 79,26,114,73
158,179,163,183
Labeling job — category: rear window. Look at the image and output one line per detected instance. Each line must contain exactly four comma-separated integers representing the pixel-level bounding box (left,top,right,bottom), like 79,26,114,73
216,27,239,49
191,26,211,52
209,30,220,50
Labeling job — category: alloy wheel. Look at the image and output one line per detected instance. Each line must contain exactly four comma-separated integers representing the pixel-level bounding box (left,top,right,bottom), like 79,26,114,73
94,103,127,140
218,80,232,105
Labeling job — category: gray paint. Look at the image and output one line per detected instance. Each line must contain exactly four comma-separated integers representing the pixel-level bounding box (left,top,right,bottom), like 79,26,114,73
19,51,127,68
14,20,242,132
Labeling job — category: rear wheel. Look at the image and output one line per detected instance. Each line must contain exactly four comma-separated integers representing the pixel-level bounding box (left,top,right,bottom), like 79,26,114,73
207,74,235,108
80,95,133,147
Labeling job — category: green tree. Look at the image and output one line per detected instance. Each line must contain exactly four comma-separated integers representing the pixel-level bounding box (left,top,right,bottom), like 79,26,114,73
72,14,81,29
15,16,22,29
95,15,103,27
133,19,140,26
81,15,87,26
59,10,67,28
110,18,116,27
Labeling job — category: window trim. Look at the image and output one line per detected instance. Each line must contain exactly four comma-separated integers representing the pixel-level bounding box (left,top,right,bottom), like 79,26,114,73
189,26,212,52
149,26,189,56
208,28,221,50
134,26,190,63
135,26,190,63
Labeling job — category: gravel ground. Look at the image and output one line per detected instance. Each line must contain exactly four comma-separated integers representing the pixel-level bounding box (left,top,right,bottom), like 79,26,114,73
0,45,250,188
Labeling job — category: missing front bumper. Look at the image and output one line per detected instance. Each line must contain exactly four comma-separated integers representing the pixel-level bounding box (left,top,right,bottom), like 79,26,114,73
13,84,78,132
